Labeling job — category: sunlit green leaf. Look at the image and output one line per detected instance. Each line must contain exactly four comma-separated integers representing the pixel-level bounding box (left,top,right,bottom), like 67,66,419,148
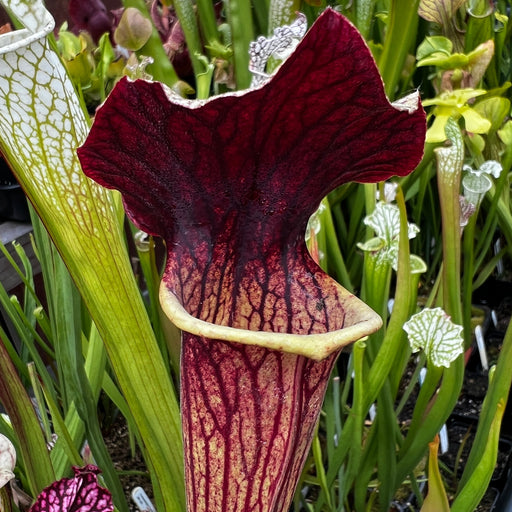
460,105,492,134
473,97,511,132
416,35,453,61
498,120,512,145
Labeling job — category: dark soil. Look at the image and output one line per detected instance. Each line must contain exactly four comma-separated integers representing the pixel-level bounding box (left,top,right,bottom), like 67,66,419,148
477,487,500,512
438,289,512,511
439,419,512,491
103,418,154,512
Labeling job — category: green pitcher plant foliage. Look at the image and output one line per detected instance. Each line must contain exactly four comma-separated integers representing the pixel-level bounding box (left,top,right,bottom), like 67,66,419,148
0,0,512,511
0,0,184,509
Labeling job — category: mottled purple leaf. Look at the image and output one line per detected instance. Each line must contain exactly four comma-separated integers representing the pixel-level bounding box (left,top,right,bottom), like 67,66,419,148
69,0,111,43
78,8,426,512
30,465,114,512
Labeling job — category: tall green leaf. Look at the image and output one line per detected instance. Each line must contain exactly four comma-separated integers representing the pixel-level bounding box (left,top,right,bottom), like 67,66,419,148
0,2,184,509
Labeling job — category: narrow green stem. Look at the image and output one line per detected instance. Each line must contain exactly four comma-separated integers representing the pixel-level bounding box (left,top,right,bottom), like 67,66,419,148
361,254,392,331
332,377,346,510
27,363,52,443
174,0,212,98
360,254,391,371
51,326,107,477
355,0,378,39
252,0,269,35
376,383,397,510
396,357,464,487
354,424,379,510
41,380,84,468
394,354,425,416
342,340,366,504
487,187,512,258
0,324,28,380
312,427,333,511
322,199,354,291
462,213,477,347
451,399,504,512
364,183,376,240
224,0,254,89
401,362,443,452
388,270,423,396
196,0,221,49
378,0,420,99
132,232,167,365
0,285,59,407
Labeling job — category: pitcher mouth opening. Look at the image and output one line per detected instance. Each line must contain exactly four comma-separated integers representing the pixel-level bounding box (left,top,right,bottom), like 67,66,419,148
0,13,54,55
159,281,383,361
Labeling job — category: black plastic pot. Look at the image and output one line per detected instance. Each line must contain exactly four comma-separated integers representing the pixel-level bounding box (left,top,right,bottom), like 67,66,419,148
494,474,512,511
0,157,29,222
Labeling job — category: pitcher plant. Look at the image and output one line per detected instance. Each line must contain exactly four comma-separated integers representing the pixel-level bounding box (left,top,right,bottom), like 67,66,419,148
78,8,426,511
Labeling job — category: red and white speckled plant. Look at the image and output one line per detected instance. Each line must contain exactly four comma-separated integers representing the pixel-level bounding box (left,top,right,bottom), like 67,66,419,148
29,466,113,512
